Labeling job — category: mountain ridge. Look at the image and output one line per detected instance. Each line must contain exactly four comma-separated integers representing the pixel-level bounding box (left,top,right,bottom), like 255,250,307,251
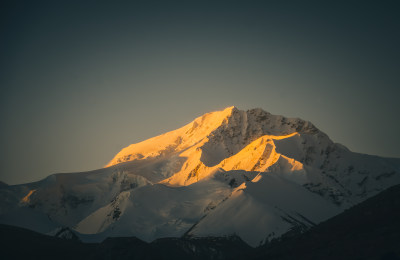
106,106,322,168
1,106,399,246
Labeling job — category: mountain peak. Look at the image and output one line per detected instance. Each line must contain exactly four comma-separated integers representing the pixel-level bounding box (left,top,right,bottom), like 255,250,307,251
105,107,238,167
105,107,324,172
225,105,238,112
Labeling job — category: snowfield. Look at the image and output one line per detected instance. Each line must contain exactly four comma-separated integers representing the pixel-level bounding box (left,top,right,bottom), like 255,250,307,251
1,106,399,246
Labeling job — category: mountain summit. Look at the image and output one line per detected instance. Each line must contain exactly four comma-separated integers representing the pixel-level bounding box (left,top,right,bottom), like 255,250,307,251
1,107,399,246
107,106,320,168
107,106,323,187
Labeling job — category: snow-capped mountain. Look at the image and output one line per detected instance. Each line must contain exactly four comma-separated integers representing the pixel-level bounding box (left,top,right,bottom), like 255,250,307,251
1,106,399,246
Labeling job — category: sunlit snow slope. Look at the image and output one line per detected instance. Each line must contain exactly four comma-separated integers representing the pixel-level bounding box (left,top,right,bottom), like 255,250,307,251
1,106,399,246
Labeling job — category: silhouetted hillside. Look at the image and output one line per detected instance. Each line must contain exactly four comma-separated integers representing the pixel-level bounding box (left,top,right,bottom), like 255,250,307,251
0,224,251,260
251,184,400,260
0,224,95,259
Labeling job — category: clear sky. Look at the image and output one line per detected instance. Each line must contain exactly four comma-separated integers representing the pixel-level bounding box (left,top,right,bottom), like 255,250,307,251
1,1,399,185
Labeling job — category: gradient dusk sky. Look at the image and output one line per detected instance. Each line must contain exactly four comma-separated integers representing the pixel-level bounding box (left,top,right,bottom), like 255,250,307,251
1,1,399,184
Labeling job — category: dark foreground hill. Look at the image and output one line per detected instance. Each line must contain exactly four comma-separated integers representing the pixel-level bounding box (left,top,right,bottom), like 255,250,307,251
0,224,96,259
0,224,251,260
1,184,400,260
251,183,400,260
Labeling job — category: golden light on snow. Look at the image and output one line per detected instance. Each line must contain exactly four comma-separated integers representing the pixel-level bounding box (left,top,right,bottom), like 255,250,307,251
105,106,237,167
161,132,303,186
105,106,306,187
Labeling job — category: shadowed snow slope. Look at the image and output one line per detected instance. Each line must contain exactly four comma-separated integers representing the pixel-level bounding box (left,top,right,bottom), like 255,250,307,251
1,106,400,246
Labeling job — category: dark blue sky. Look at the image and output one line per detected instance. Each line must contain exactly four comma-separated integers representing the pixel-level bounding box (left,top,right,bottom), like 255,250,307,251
1,1,399,184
